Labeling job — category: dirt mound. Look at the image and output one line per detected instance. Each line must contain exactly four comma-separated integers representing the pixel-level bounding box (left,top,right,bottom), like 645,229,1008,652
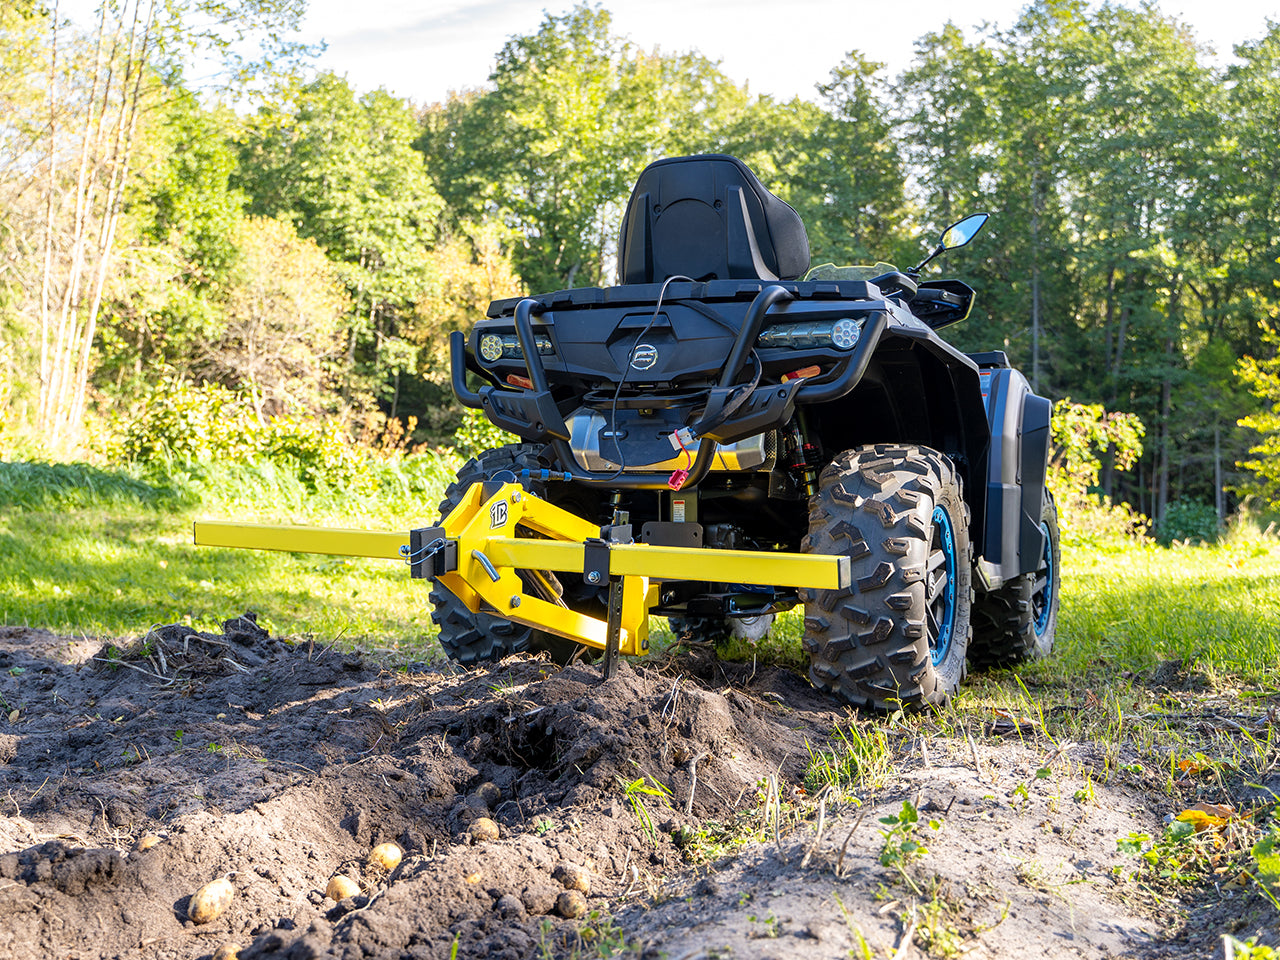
0,619,1269,959
0,618,842,959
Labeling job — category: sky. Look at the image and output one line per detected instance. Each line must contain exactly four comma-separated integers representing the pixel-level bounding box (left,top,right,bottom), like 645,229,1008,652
287,0,1280,106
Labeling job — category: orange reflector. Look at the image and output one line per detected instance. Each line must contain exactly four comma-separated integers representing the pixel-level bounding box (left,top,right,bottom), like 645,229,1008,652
782,365,821,382
506,374,533,389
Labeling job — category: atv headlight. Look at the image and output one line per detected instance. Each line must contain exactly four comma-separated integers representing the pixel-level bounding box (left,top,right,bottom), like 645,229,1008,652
831,318,861,349
477,333,555,362
757,318,862,351
479,334,504,362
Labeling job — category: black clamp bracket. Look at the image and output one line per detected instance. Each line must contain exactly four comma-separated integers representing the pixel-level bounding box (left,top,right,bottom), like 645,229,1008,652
405,527,457,579
583,520,634,682
582,537,610,588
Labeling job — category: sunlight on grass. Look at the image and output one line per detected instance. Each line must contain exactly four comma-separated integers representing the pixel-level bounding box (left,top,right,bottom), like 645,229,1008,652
0,457,459,654
710,535,1280,690
4,457,1279,687
1053,539,1280,684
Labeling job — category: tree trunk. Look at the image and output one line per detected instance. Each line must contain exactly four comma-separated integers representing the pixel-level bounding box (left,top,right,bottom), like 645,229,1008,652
1155,279,1181,522
1030,164,1042,393
49,3,115,448
1213,421,1223,522
68,0,154,440
37,3,59,430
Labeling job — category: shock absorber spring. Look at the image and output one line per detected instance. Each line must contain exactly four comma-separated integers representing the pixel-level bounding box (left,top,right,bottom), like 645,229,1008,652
786,411,823,497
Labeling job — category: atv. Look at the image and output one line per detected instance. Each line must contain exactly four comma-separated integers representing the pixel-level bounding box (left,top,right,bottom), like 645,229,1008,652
437,153,1060,709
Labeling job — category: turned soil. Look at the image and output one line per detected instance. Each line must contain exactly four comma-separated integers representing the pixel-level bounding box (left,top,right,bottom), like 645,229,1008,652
0,619,1274,960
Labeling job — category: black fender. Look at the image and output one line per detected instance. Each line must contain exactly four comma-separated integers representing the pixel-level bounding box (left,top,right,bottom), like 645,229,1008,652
977,358,1052,583
798,316,992,553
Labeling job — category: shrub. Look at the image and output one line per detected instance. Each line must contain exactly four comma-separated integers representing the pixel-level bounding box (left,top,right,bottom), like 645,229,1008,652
1155,500,1220,546
451,408,517,460
118,378,258,463
118,378,373,492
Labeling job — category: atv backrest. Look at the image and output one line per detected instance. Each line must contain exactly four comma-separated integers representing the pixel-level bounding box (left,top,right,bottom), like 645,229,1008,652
618,154,809,285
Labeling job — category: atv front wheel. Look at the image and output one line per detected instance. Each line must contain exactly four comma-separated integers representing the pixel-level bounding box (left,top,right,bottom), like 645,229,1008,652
802,444,973,709
968,493,1060,669
430,443,590,665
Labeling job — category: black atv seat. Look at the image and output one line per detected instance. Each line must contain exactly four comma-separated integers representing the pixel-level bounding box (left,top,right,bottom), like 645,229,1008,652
618,154,809,285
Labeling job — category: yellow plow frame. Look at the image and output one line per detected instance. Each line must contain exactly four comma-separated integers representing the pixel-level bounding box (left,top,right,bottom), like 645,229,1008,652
195,482,850,677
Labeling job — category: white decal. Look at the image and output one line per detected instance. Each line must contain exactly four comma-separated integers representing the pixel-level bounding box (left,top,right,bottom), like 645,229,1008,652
490,500,508,528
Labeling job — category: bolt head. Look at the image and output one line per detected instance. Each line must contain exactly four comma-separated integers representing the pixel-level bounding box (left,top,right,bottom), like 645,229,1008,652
511,492,522,503
509,595,521,607
586,571,601,584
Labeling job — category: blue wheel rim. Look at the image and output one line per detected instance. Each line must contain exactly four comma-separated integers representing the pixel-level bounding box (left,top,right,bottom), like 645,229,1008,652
928,505,958,665
1033,520,1054,637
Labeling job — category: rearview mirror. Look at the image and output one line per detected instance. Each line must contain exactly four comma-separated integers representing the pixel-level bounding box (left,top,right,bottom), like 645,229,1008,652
940,213,989,251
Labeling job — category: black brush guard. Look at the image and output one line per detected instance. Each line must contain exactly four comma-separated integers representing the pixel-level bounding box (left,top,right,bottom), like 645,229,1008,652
451,285,890,489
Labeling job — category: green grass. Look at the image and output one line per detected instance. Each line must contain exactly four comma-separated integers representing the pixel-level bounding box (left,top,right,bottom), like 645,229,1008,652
0,455,460,651
741,530,1280,690
1051,535,1280,685
4,455,1279,690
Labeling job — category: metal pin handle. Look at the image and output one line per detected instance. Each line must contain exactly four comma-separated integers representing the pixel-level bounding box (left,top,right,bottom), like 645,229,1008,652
471,549,501,582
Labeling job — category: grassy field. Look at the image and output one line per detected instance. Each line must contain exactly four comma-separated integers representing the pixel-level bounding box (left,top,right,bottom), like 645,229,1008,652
0,458,461,652
2,457,1278,691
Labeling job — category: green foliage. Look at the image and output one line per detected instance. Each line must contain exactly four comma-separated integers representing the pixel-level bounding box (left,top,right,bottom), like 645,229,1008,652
1223,938,1278,960
1253,824,1280,891
236,72,446,410
878,800,939,869
451,409,518,462
1237,315,1280,508
1116,809,1272,894
1049,400,1149,542
1154,500,1220,546
877,800,942,895
117,378,372,492
419,5,756,291
118,379,261,464
1051,399,1146,487
616,774,671,845
5,0,1280,535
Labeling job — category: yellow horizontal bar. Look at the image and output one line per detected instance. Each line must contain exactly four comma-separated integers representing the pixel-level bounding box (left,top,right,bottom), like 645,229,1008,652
194,520,407,561
482,538,850,590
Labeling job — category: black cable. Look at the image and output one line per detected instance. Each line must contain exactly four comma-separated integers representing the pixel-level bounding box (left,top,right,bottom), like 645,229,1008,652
598,274,695,482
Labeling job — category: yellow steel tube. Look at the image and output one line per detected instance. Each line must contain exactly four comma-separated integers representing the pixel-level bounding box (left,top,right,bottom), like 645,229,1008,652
482,537,849,590
194,521,407,561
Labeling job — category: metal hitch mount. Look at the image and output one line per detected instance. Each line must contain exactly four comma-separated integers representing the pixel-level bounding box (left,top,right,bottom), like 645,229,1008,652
194,482,851,679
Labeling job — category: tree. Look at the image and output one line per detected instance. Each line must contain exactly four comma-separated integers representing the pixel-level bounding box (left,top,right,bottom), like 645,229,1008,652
97,89,246,394
713,54,911,270
809,52,912,265
0,0,310,453
236,73,445,412
198,215,347,419
417,4,747,292
1236,285,1280,508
